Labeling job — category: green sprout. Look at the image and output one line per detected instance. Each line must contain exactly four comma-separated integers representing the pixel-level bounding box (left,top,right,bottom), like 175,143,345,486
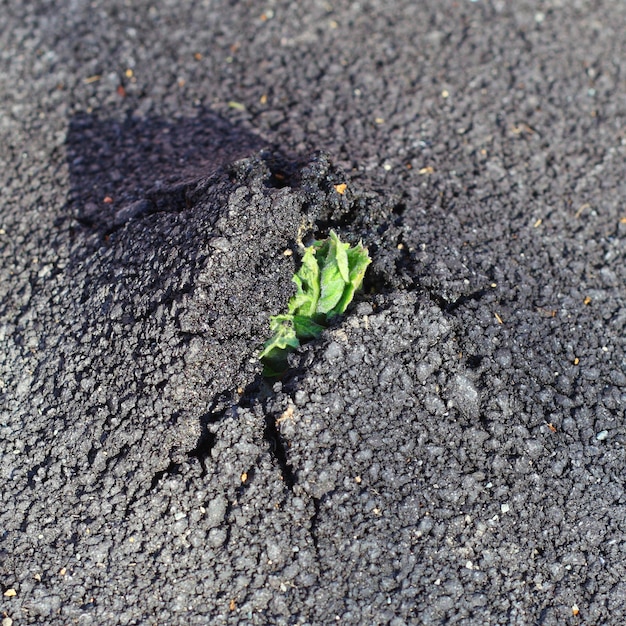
260,230,371,377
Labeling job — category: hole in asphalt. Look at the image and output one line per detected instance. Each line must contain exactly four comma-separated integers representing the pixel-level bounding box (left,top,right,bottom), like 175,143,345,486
264,411,296,489
149,461,182,491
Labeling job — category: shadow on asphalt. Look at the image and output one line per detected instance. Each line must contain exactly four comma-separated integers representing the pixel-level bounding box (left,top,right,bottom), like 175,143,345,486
65,109,267,229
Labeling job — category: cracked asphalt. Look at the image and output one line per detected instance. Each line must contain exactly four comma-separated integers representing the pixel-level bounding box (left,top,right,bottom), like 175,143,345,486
1,1,625,624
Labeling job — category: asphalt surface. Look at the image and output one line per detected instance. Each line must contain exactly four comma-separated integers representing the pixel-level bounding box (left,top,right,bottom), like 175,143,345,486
1,1,625,624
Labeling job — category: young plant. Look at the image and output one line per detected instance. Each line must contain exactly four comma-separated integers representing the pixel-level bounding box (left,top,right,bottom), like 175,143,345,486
260,230,371,377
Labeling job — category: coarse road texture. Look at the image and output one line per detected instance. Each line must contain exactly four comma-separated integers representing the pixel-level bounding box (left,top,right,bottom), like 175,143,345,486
1,1,625,624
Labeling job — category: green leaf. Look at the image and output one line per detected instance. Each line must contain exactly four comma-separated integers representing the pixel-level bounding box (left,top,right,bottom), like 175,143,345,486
288,247,319,317
334,241,371,315
316,232,350,315
317,263,345,314
259,314,300,361
331,230,350,283
260,230,371,377
258,314,300,377
291,314,326,340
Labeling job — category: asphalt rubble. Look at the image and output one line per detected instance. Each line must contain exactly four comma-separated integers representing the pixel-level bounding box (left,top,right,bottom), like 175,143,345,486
1,1,626,625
